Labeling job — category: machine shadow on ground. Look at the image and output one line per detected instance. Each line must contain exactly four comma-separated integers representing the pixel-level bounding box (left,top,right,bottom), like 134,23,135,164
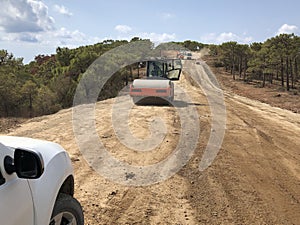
134,97,207,108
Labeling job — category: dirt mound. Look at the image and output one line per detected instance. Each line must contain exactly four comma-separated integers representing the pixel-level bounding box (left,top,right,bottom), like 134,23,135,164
0,118,26,133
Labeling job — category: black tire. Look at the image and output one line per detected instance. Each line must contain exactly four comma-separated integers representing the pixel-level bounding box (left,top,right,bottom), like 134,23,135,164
50,193,84,225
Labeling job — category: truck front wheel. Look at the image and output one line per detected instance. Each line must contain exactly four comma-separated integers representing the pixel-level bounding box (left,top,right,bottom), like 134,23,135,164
50,193,84,225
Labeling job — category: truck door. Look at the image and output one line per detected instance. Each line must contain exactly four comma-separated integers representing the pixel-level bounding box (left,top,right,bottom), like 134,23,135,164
166,59,182,80
0,143,34,225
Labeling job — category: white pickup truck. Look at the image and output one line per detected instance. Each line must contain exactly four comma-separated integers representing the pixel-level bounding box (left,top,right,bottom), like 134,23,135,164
0,136,84,225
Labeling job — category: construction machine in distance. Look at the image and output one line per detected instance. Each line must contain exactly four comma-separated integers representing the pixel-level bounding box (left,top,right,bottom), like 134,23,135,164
129,59,182,104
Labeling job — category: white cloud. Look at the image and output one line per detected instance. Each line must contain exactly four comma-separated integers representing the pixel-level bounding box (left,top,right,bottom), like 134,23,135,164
0,1,101,62
217,32,239,42
115,25,132,33
18,33,39,42
126,32,176,44
54,4,73,17
0,0,54,33
40,27,101,47
276,24,298,35
0,1,176,63
0,27,103,63
1,26,100,48
200,32,252,44
115,32,176,44
52,27,97,45
139,32,176,43
0,0,98,50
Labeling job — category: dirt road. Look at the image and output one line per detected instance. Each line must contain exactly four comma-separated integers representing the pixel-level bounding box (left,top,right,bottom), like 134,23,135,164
5,59,300,224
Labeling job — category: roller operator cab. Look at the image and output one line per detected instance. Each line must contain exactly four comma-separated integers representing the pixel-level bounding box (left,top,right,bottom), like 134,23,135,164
130,59,182,104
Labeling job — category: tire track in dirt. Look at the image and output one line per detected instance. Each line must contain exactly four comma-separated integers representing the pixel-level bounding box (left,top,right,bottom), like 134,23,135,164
181,59,300,224
223,95,300,224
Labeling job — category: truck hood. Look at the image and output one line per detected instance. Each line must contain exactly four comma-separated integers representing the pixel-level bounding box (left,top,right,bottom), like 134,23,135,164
0,136,67,166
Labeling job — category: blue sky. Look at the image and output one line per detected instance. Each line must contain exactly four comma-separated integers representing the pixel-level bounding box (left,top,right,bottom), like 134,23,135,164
0,0,299,63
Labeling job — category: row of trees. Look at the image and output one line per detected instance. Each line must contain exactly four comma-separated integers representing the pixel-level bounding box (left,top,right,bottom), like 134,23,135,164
1,35,299,117
210,33,300,90
0,39,140,117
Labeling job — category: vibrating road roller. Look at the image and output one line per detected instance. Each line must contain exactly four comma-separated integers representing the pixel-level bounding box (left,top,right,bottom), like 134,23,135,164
130,59,182,104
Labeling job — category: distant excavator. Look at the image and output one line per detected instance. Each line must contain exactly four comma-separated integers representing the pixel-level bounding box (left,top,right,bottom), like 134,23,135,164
129,59,182,104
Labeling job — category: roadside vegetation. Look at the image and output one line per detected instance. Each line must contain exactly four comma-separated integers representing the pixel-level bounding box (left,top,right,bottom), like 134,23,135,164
209,33,300,92
0,39,140,117
0,35,299,118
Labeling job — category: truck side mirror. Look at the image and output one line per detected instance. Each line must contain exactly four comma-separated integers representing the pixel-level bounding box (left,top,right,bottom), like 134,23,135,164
4,149,44,179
